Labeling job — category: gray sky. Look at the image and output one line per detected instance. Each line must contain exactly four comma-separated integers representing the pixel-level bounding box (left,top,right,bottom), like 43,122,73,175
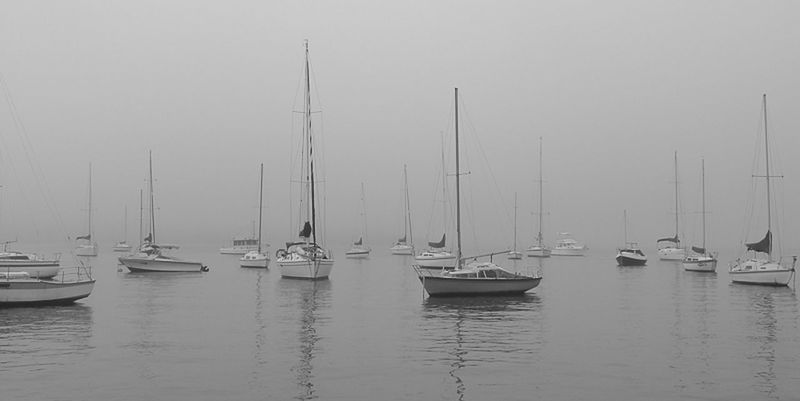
1,1,799,255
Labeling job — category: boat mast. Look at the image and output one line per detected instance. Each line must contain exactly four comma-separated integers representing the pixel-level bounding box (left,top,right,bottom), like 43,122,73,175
257,163,264,254
304,40,317,249
360,182,367,245
454,88,462,269
673,151,679,244
149,150,155,244
441,132,447,244
537,136,544,246
403,164,413,246
623,209,628,245
138,189,143,247
88,163,92,240
513,192,518,252
763,94,771,258
701,158,706,251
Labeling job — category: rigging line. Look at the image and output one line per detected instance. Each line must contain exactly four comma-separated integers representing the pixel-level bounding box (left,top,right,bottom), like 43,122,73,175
0,74,68,240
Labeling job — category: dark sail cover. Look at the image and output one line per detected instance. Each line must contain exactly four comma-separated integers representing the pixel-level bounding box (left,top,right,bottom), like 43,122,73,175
354,237,362,246
746,230,771,254
144,233,152,243
76,234,91,240
428,233,445,248
691,246,706,254
657,235,679,244
299,221,312,238
397,235,406,243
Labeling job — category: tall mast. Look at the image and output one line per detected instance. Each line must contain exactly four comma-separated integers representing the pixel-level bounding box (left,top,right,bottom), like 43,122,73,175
454,88,462,269
149,150,155,243
305,40,317,248
138,189,143,247
673,151,679,242
537,136,544,246
701,158,706,250
403,164,413,245
763,94,772,259
623,209,628,245
123,205,127,242
513,192,518,252
88,163,92,239
441,132,447,239
360,182,367,244
257,163,264,253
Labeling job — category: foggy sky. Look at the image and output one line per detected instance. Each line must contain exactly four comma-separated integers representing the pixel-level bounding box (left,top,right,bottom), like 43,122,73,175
1,1,799,257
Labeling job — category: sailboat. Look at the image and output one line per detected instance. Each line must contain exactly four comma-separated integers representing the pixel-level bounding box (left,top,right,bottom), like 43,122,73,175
412,88,542,297
415,134,456,269
75,164,98,257
241,164,269,268
112,205,133,252
345,183,371,258
682,159,717,272
729,94,796,285
275,41,334,280
390,164,414,255
507,193,522,259
616,210,647,266
118,151,208,272
527,136,550,257
657,151,686,261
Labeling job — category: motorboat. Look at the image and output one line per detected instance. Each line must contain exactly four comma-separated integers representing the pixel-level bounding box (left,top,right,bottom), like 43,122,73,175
220,236,260,255
0,248,60,279
0,266,95,307
551,233,586,256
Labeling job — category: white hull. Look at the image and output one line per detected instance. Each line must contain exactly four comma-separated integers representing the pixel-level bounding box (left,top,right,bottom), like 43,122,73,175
113,243,132,252
415,252,456,268
240,251,269,268
526,246,551,258
75,243,98,257
682,256,717,272
345,247,371,258
0,265,60,279
219,246,258,255
658,247,686,261
507,251,523,260
0,274,94,306
730,259,794,286
119,254,206,272
414,263,541,296
551,247,586,256
277,258,334,279
390,244,414,255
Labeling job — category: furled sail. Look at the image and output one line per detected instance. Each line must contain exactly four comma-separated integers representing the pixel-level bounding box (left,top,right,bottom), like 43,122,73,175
746,230,771,254
354,237,362,246
76,234,91,241
397,235,406,243
691,246,706,254
657,235,679,244
299,221,312,238
428,233,445,248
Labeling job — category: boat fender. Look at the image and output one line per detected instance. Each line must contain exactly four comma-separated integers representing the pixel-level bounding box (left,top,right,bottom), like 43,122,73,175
201,265,209,272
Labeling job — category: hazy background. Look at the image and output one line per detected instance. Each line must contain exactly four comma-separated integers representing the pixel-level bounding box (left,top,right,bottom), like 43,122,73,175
1,0,799,256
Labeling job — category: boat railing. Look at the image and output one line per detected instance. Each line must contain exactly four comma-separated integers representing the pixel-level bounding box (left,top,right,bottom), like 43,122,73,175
52,266,94,283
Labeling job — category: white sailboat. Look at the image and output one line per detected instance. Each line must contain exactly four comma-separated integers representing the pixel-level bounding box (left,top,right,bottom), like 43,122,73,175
112,205,132,252
346,183,371,258
413,88,542,297
507,193,522,259
75,164,98,257
241,164,269,268
0,266,94,306
729,94,796,285
275,41,334,280
415,134,456,269
118,151,208,273
527,136,550,257
390,164,414,255
657,151,686,261
682,159,717,272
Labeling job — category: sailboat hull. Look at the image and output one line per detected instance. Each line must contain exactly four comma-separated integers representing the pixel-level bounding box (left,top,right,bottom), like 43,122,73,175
526,247,551,258
119,254,206,272
507,251,523,259
658,247,685,261
730,260,794,286
345,247,370,258
682,256,717,272
390,244,414,255
414,252,456,269
75,243,98,257
418,275,541,297
0,265,61,279
278,258,333,279
0,278,95,306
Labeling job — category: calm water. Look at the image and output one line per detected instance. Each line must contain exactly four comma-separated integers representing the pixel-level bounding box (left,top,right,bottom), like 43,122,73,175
2,247,799,400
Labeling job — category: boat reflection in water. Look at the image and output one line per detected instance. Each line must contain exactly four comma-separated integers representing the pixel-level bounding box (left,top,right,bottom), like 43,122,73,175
420,295,543,400
280,279,331,401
